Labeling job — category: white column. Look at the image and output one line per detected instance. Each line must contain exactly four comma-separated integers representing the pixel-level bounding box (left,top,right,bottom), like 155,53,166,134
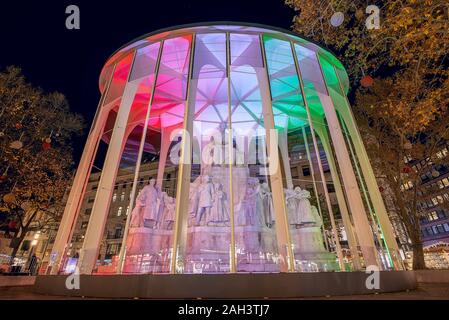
256,59,295,271
333,67,404,270
78,68,139,274
313,122,362,270
315,88,380,268
49,65,116,275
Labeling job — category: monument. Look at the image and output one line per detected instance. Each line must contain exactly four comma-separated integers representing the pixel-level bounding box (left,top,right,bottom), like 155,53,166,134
125,150,337,273
37,23,413,299
49,23,403,280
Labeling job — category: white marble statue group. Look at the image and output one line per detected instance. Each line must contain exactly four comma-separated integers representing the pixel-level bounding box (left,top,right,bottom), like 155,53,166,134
129,176,323,230
285,187,322,228
129,178,176,230
188,175,277,228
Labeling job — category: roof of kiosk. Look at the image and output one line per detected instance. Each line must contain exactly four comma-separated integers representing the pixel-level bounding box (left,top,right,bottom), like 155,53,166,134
99,23,349,139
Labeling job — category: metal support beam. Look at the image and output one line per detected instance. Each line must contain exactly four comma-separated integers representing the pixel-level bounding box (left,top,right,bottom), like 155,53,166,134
170,35,197,274
225,32,237,273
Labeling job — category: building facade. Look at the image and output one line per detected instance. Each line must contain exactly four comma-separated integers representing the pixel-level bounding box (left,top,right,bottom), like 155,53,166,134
417,147,449,247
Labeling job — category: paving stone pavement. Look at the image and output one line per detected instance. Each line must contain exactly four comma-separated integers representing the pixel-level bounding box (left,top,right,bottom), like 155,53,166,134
0,283,448,300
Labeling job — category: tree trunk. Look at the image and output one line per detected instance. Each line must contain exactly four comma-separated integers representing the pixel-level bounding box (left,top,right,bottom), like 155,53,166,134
409,223,426,270
391,195,426,269
412,242,426,270
9,230,27,264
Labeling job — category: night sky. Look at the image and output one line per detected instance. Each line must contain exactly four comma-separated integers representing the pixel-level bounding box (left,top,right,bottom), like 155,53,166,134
0,0,295,161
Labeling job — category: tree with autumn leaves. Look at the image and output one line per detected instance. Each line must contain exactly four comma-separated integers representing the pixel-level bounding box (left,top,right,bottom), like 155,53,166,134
286,0,449,269
0,66,84,261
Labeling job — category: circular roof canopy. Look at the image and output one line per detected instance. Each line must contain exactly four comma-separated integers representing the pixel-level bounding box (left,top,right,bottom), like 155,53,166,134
100,22,349,93
99,22,350,151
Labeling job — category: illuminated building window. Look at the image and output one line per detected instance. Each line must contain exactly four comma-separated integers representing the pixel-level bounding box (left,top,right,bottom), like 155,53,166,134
428,211,438,221
117,207,123,217
436,148,448,159
402,181,414,190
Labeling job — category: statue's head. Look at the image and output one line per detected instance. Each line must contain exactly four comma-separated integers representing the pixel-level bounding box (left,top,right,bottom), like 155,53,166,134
248,177,258,186
294,186,302,192
261,182,269,189
149,178,156,186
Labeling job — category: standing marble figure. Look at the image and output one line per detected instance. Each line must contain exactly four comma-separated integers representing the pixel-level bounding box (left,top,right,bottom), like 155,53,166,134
208,182,230,225
258,182,275,227
195,175,215,226
295,187,315,225
130,178,161,228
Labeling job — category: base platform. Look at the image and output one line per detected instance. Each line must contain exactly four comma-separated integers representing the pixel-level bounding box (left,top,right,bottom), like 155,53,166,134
33,271,416,299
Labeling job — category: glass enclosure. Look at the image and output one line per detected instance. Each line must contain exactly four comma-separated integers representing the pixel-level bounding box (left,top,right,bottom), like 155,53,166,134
52,24,403,275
